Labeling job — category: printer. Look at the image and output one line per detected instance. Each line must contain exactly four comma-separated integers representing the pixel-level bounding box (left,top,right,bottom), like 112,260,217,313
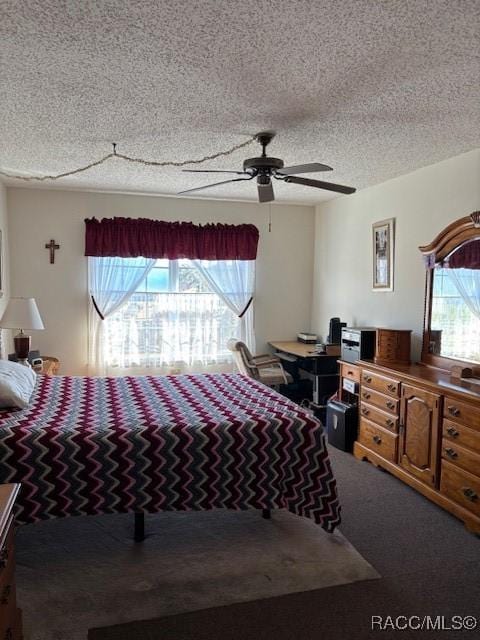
297,332,318,344
341,327,376,363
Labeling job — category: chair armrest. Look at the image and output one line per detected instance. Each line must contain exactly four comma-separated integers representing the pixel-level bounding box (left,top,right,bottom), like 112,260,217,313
254,358,283,367
251,354,280,365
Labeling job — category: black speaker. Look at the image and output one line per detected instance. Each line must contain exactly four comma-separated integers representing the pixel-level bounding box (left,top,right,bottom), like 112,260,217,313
326,401,358,452
327,317,346,345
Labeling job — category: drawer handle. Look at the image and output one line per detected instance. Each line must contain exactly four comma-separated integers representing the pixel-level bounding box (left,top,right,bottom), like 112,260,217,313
462,487,478,502
362,392,371,400
446,426,459,438
363,375,372,383
372,434,382,445
0,584,11,605
385,418,395,428
386,400,395,410
448,405,460,417
387,383,397,392
444,447,458,459
361,407,370,416
347,370,354,376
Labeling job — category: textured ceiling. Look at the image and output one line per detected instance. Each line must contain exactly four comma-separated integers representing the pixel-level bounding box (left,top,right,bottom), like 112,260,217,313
1,0,479,204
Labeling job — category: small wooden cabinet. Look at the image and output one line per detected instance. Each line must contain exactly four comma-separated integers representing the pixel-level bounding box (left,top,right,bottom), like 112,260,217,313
374,329,412,366
354,361,480,533
399,384,440,487
0,484,22,640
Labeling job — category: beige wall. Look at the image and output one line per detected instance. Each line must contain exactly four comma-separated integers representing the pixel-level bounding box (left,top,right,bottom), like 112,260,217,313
7,188,315,374
0,183,10,355
311,149,480,359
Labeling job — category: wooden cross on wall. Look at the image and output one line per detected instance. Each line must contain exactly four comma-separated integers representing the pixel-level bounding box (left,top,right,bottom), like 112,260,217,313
45,239,60,264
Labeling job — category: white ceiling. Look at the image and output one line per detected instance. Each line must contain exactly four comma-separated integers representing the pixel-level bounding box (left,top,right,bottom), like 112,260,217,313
1,0,479,204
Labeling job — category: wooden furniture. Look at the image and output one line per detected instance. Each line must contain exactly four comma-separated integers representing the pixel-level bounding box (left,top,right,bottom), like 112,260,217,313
374,328,411,365
420,211,480,372
354,212,480,534
227,340,293,387
338,360,360,404
34,356,59,376
269,341,339,405
0,484,22,640
354,360,480,532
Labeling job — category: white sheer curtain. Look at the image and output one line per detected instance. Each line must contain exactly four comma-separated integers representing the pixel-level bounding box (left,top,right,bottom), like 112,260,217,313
449,268,480,320
103,290,241,373
192,259,256,351
88,256,155,374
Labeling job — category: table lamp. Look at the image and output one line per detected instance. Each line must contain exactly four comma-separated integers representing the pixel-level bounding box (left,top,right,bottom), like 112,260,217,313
0,297,45,366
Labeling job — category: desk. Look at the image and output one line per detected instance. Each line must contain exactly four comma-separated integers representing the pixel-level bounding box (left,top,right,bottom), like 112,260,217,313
269,341,339,405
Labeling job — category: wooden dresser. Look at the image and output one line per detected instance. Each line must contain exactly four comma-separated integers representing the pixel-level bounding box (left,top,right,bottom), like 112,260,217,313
0,484,22,640
354,361,480,533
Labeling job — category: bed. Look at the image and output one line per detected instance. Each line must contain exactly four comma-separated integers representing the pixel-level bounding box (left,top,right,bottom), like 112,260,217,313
0,372,341,534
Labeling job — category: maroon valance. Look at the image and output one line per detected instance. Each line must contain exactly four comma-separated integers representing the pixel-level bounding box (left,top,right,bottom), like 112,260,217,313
445,240,480,270
85,218,259,260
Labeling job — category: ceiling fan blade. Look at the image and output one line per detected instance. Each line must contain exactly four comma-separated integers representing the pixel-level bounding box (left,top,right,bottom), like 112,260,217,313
182,169,248,175
283,175,356,195
277,162,333,175
177,176,253,196
258,181,274,203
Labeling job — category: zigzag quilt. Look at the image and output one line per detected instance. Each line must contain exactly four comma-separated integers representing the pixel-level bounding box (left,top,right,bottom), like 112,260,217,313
0,373,341,532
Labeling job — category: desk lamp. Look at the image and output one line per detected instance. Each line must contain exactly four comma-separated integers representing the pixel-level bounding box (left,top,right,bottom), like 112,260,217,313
0,297,45,366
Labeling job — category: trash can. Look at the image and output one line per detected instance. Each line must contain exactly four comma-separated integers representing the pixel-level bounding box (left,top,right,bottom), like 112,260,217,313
326,400,358,452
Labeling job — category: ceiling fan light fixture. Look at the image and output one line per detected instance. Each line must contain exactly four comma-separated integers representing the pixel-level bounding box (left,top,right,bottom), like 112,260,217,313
257,174,271,185
178,131,356,202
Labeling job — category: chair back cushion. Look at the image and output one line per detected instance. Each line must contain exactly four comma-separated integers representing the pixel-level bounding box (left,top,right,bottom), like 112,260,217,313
226,339,258,379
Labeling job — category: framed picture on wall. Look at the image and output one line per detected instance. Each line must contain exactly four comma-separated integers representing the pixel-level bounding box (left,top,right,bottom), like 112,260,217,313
372,218,395,291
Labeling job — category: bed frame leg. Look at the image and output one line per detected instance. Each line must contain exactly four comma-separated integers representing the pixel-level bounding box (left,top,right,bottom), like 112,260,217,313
262,509,271,520
134,512,145,542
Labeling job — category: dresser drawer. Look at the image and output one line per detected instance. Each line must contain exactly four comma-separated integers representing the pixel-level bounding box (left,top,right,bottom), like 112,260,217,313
441,438,480,477
360,403,398,433
358,418,398,462
360,388,399,415
361,370,400,397
443,419,480,454
440,460,480,518
340,363,360,383
443,397,480,432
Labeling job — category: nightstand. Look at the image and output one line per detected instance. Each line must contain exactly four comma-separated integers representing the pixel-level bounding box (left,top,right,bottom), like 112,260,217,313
34,356,60,376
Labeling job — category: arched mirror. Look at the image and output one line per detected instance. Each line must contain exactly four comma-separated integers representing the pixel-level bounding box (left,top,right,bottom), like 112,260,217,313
420,212,480,372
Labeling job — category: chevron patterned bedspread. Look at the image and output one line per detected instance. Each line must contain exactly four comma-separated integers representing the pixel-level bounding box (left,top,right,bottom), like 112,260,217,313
0,372,341,532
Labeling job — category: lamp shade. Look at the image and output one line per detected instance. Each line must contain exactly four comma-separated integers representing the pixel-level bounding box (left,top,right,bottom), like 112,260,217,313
0,297,45,330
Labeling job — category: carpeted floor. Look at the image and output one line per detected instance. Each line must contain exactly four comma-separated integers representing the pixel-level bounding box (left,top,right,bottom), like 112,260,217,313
89,446,480,640
16,491,377,640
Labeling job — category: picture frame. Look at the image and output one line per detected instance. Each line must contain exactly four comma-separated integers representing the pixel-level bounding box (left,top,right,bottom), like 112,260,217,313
372,218,395,291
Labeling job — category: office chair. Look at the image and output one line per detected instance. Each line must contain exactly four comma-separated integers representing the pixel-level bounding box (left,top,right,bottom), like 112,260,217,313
227,339,293,388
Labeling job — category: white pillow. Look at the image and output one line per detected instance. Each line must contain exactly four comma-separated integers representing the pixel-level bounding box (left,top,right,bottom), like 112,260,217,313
0,359,37,409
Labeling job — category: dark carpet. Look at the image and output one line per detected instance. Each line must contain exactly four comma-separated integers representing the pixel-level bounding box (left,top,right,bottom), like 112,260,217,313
89,447,480,640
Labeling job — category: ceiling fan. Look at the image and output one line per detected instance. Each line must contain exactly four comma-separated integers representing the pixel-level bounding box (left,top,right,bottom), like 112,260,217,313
177,131,356,202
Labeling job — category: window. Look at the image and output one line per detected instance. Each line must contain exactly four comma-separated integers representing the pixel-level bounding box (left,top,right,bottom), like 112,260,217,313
431,267,480,362
103,259,241,371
